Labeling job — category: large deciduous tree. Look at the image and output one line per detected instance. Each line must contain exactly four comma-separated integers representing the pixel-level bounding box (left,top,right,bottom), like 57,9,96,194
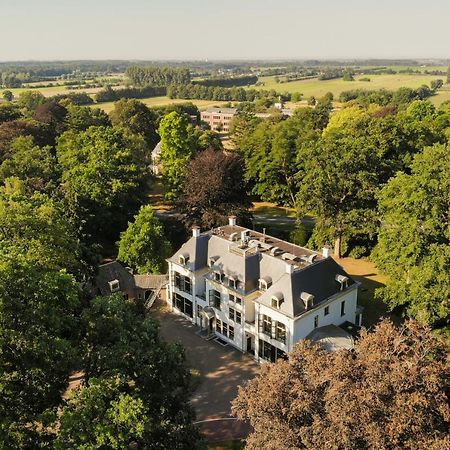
0,256,81,447
373,143,450,326
57,126,149,244
178,148,252,228
117,205,171,274
110,98,159,150
232,320,450,450
158,111,196,199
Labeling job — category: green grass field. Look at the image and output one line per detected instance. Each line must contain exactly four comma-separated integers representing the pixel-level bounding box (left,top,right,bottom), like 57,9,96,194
92,97,227,113
254,74,450,105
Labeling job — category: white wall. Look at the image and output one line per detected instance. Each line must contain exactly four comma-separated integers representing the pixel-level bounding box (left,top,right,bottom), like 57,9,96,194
292,287,358,342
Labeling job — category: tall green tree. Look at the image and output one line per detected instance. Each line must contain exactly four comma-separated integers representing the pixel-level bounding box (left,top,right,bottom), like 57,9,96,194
65,103,111,132
17,90,46,117
374,143,450,326
158,112,196,199
57,126,149,243
110,98,159,150
2,90,13,102
117,205,171,274
0,256,81,447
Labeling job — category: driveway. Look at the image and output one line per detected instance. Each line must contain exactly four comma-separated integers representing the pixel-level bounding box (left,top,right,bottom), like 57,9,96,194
151,298,259,441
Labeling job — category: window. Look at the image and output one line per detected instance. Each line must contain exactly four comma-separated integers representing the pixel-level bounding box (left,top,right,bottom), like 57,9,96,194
229,308,242,324
228,278,237,289
258,340,286,363
229,325,234,340
341,300,346,316
209,289,221,309
275,322,286,343
262,315,272,336
216,319,222,333
197,304,202,319
271,294,283,309
174,272,191,294
314,315,319,328
324,306,330,316
173,293,193,318
229,294,242,305
109,279,120,293
216,319,234,340
214,271,225,283
259,277,272,291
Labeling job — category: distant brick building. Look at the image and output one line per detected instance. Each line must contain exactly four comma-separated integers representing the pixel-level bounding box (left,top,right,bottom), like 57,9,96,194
200,108,237,132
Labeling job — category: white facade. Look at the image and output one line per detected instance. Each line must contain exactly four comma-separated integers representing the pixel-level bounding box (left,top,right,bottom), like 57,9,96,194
167,222,361,363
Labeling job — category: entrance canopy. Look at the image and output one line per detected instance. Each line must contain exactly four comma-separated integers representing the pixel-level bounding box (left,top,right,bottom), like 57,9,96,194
202,306,215,320
306,325,354,352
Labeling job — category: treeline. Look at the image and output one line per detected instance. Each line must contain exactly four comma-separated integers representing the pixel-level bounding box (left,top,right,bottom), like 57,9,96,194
49,91,94,105
339,84,436,104
167,83,291,102
126,66,191,87
194,75,257,87
95,85,166,102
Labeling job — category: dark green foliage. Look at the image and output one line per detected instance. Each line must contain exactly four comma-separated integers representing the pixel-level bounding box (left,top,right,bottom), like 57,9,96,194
0,103,21,124
57,126,150,244
110,98,159,150
126,66,191,86
374,144,450,326
65,103,111,132
289,221,310,247
49,91,94,105
194,75,257,87
95,85,166,103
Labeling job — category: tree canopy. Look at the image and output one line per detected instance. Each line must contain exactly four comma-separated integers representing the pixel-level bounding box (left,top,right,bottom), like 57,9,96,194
233,320,450,450
117,205,171,274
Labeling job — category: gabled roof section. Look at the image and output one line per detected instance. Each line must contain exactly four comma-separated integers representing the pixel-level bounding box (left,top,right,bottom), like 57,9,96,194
255,258,356,318
168,233,210,271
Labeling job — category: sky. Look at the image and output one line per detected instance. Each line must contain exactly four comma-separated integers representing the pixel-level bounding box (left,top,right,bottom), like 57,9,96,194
1,0,449,61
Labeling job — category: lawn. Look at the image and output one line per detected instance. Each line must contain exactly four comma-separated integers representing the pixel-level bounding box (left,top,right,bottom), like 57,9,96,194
92,97,228,113
254,74,450,105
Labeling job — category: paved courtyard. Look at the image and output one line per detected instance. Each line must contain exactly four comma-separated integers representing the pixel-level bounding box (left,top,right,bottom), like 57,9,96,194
151,298,259,441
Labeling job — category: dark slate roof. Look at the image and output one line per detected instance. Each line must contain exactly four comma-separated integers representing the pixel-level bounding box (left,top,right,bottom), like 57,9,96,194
255,258,356,318
96,261,136,296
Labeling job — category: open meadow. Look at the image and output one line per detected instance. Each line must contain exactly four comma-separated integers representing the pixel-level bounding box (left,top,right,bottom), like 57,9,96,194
254,73,450,105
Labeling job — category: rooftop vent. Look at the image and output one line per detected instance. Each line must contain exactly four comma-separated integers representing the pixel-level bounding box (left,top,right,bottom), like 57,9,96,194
281,252,298,261
270,246,282,256
241,230,251,243
229,232,238,242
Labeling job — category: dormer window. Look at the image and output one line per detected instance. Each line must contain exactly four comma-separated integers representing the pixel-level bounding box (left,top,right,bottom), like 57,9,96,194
228,277,237,289
208,257,216,268
258,276,272,291
214,271,225,283
271,293,284,309
179,253,190,265
335,274,349,291
109,279,120,293
300,292,314,309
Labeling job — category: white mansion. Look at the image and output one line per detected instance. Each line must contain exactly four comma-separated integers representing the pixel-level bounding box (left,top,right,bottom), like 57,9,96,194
167,217,362,363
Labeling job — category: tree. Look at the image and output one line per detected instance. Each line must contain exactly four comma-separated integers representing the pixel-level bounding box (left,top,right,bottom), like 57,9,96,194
71,294,205,449
178,148,252,228
430,79,444,90
447,65,450,84
158,112,196,199
33,100,68,140
0,136,60,193
57,126,149,243
0,181,81,274
17,90,46,116
232,320,450,450
373,143,450,326
0,103,21,124
0,256,81,447
117,205,171,274
110,98,159,150
2,90,13,102
65,103,111,132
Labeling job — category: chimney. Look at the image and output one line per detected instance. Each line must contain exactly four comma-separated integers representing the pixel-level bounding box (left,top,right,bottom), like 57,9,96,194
322,245,331,258
192,226,200,238
285,263,294,274
228,216,236,227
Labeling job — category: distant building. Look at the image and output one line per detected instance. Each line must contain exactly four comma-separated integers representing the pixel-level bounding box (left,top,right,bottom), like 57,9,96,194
166,217,362,363
95,261,168,307
151,141,162,176
200,108,237,132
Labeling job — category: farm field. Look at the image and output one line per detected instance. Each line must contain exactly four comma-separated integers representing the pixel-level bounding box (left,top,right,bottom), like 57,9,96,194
253,74,450,105
7,84,120,98
92,96,227,113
